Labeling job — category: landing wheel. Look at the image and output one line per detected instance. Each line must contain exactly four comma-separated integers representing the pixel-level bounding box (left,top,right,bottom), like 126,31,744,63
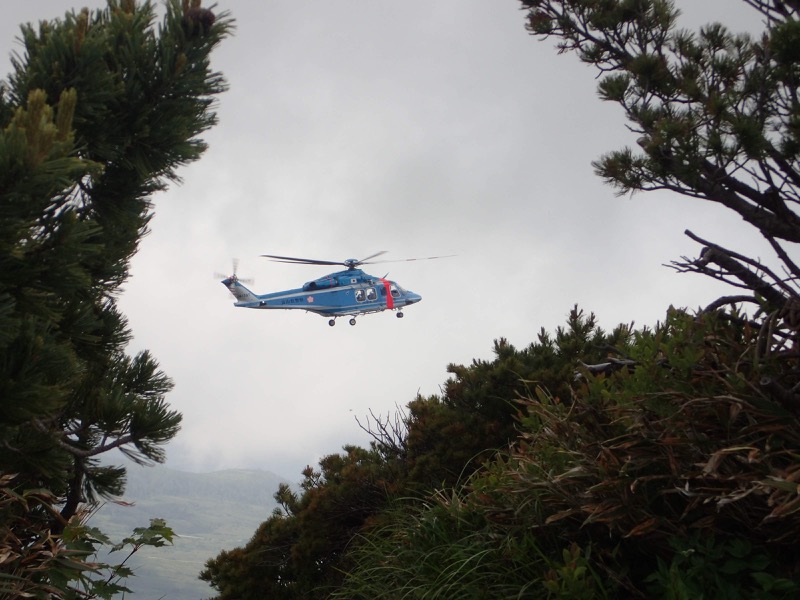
396,312,404,319
328,319,336,327
349,318,357,326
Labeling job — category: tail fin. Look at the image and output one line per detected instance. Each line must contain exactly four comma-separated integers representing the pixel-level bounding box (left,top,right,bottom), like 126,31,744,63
222,277,259,304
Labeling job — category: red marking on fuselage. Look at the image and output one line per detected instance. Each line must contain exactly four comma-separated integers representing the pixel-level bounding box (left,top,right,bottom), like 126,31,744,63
380,278,394,309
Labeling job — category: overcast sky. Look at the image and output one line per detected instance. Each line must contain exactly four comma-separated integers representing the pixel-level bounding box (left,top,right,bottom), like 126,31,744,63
4,1,771,481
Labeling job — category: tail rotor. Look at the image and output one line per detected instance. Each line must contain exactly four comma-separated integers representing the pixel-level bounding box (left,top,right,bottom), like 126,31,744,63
215,258,254,284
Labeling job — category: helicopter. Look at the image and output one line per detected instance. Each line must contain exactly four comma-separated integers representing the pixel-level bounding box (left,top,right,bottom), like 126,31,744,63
219,252,450,326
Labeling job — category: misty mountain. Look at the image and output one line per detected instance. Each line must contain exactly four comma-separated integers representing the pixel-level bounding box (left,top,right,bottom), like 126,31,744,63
89,465,288,599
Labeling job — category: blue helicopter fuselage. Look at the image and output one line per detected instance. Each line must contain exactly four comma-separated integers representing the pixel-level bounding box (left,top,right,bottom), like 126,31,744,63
221,268,421,320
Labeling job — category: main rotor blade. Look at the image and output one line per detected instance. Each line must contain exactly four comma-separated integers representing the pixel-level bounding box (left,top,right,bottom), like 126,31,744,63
357,251,388,264
261,251,451,268
368,254,456,264
261,254,343,266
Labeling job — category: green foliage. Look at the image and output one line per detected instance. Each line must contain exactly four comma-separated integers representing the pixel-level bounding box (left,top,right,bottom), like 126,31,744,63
0,0,231,595
645,535,800,600
541,543,601,600
205,303,800,598
332,494,544,600
405,307,634,489
521,0,795,204
201,446,394,599
521,0,800,320
0,471,175,599
489,309,800,589
331,309,629,599
331,305,800,598
204,308,634,599
58,517,176,600
333,492,608,600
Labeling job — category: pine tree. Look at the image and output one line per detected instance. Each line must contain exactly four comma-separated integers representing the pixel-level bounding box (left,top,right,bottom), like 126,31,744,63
521,0,800,317
0,0,232,594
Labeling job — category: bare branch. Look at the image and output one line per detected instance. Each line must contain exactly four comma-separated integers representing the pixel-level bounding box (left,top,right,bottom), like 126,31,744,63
31,419,138,459
742,0,800,23
683,230,795,308
765,236,800,286
703,295,761,313
355,405,408,458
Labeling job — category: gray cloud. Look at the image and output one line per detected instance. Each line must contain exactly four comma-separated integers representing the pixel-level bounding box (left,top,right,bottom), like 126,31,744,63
4,0,767,480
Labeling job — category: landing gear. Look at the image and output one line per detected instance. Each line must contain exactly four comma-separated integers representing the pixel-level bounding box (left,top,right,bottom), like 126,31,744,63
396,311,404,319
349,318,357,326
328,319,336,327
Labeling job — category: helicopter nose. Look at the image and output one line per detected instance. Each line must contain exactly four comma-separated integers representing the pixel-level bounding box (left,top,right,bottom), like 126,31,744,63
406,292,421,305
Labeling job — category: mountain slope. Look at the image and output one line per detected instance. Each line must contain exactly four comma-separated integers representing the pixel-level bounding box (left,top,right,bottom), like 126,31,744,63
89,466,288,599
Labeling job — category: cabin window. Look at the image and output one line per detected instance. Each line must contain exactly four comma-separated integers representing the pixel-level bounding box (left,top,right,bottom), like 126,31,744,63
355,289,365,302
366,287,377,301
390,286,400,298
